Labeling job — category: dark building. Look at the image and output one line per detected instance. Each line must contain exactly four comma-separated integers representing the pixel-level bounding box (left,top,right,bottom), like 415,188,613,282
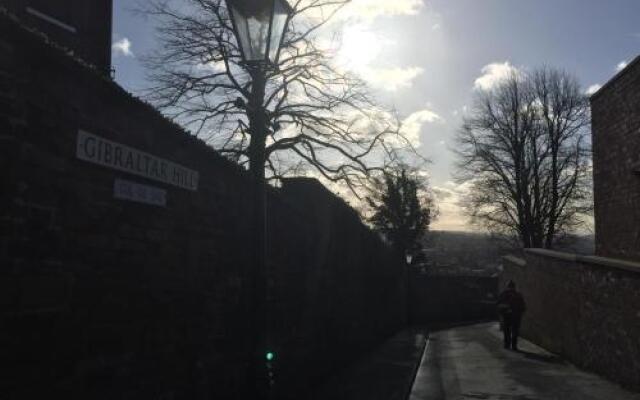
0,0,112,73
590,55,640,262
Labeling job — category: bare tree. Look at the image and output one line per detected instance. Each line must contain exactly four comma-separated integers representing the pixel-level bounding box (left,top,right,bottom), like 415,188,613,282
140,0,412,194
455,67,591,248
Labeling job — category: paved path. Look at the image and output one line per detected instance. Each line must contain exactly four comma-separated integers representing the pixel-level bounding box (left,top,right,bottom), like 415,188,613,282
311,329,426,400
410,322,640,400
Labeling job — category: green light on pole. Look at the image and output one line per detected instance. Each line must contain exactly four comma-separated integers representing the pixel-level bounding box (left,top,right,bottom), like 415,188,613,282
265,351,275,362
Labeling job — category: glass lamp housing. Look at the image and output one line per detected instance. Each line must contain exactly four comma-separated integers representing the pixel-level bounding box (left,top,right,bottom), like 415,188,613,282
227,0,292,65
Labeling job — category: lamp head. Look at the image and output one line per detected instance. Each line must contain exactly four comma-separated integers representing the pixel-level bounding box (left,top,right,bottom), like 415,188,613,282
226,0,293,66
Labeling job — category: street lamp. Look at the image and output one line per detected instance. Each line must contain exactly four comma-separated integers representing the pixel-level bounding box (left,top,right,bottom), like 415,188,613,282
405,251,413,326
227,0,293,66
225,0,293,398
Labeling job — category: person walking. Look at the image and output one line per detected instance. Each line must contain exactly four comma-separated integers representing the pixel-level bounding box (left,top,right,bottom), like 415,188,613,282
497,280,526,351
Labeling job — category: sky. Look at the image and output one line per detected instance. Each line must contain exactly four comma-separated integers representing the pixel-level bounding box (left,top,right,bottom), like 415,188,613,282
111,0,640,231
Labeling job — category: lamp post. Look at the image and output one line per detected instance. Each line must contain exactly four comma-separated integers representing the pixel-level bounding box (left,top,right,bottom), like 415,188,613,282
405,251,413,326
225,0,292,398
405,253,413,265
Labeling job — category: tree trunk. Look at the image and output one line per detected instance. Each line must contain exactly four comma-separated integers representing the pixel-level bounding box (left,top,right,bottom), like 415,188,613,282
545,145,559,249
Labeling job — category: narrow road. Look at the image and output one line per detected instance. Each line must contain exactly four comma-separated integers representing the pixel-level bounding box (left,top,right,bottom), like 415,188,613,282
409,322,640,400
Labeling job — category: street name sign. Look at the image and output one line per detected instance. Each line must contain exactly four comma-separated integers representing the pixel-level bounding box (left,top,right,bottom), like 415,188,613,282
76,130,199,191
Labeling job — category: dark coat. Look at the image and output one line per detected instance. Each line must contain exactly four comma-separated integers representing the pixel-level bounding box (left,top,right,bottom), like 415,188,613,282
497,288,526,317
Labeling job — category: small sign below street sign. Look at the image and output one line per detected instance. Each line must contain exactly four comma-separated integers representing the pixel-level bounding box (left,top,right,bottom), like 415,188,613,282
114,178,167,207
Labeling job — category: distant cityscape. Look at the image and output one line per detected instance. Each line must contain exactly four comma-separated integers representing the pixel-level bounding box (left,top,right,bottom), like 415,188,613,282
414,231,595,277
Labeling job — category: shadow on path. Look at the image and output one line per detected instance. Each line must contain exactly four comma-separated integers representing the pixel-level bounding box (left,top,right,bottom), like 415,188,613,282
310,329,427,400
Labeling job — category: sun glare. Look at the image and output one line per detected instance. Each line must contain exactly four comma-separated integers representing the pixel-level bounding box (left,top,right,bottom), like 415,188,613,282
338,26,382,72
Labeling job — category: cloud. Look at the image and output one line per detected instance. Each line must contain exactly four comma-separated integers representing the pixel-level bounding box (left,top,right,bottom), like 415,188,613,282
430,181,475,231
474,62,519,91
336,25,424,92
585,84,602,96
363,67,424,92
433,187,452,200
112,38,133,57
305,0,424,25
400,108,444,148
452,106,469,117
342,0,424,22
308,1,429,93
195,61,226,73
435,181,476,231
616,60,629,72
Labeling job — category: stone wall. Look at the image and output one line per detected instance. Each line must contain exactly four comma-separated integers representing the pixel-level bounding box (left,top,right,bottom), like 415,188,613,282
502,249,640,390
590,55,640,262
0,15,404,399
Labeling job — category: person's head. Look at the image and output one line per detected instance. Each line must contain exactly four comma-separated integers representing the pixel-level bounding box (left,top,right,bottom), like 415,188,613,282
507,280,516,290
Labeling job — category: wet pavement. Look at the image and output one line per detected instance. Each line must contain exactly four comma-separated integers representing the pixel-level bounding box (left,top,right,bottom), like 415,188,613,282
409,322,640,400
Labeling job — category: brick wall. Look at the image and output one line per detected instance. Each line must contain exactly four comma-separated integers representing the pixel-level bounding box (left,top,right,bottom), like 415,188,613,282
0,2,112,73
0,16,404,399
591,56,640,262
502,250,640,390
